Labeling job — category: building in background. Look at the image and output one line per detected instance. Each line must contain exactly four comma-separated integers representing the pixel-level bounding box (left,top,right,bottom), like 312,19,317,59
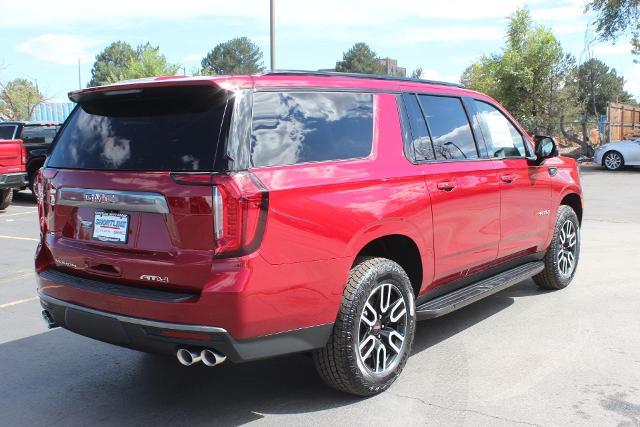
31,102,74,123
378,58,406,77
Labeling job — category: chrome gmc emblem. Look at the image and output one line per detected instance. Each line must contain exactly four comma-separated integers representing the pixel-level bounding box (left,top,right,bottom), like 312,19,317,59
140,274,169,283
84,193,118,204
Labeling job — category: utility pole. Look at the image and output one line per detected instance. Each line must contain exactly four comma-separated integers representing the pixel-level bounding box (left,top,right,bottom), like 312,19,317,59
270,0,275,70
78,58,81,89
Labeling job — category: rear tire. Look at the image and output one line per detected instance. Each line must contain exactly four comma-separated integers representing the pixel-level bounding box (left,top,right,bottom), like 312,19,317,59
28,169,40,198
313,257,416,396
0,189,13,210
534,205,580,290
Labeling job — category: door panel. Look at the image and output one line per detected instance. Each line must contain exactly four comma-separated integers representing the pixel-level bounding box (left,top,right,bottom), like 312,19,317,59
424,160,501,288
496,159,552,257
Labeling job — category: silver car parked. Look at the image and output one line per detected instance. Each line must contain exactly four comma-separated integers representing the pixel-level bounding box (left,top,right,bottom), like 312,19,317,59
594,137,640,170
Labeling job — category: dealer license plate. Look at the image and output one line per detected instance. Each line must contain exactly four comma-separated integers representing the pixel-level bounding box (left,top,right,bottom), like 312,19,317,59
92,212,129,243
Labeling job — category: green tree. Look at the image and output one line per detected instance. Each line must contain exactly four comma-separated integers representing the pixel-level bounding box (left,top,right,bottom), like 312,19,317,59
462,8,576,134
576,58,635,116
0,78,44,120
587,0,639,61
89,42,180,86
127,43,180,80
201,37,264,75
89,41,136,86
335,43,384,75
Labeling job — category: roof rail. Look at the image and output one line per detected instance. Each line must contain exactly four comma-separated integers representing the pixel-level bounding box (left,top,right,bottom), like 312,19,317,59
261,69,465,88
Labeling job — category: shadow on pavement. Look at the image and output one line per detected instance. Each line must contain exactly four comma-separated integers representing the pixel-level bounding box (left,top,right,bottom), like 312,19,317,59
0,279,545,426
11,190,37,207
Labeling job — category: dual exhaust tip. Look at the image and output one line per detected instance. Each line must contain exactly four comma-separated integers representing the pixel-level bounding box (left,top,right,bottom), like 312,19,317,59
42,309,225,367
176,348,226,367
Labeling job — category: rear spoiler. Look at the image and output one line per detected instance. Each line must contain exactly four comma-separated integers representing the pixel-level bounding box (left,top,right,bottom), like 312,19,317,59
68,77,244,104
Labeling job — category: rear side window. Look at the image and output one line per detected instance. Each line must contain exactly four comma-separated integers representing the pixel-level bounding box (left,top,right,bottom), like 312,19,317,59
47,86,231,171
400,94,434,161
0,126,16,139
474,100,527,158
250,92,373,167
418,95,478,160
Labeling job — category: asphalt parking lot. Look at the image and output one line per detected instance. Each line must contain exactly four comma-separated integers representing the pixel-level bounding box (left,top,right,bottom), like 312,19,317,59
0,165,639,426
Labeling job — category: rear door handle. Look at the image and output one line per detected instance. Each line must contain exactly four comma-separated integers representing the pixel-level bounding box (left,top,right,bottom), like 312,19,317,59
500,175,515,183
436,181,457,191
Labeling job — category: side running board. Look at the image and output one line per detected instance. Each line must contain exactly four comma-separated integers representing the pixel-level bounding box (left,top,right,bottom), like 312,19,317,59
416,261,544,320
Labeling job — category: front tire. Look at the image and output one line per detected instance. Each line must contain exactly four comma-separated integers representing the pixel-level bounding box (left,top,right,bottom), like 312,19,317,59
534,205,580,290
0,189,13,210
603,151,624,171
313,257,416,396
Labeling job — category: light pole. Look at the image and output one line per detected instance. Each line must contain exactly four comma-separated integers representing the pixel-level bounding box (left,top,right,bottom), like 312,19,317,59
270,0,275,70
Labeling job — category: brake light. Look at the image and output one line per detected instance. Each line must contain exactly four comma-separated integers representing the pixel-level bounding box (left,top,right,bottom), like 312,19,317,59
171,171,269,257
211,172,268,257
21,144,27,165
38,169,58,233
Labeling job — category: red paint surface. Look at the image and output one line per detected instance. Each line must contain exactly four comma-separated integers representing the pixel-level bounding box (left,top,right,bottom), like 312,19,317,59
37,75,583,340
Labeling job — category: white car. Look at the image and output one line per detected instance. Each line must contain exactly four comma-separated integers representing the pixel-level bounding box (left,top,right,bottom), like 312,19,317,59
594,137,640,170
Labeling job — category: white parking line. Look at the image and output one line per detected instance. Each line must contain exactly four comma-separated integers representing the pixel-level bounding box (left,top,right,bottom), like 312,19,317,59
0,235,38,242
0,297,38,309
1,211,37,218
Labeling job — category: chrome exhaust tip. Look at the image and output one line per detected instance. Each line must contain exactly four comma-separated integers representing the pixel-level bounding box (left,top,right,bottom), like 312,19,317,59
41,310,58,329
176,348,202,366
201,349,227,367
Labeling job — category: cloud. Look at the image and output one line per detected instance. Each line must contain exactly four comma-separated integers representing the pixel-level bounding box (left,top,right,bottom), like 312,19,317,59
16,34,102,65
0,0,582,29
182,53,204,63
592,42,635,56
386,26,504,45
623,64,640,99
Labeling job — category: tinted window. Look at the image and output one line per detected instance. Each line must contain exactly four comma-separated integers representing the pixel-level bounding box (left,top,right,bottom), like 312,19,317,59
474,101,527,158
0,125,16,140
47,87,231,171
251,92,373,167
418,95,478,160
22,126,59,145
401,94,434,161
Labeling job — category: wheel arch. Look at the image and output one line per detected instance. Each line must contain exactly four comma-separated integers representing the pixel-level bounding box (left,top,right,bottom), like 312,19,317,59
560,192,583,224
353,234,424,297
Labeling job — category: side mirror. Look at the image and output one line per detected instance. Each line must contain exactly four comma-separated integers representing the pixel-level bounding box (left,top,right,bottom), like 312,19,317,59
533,135,558,164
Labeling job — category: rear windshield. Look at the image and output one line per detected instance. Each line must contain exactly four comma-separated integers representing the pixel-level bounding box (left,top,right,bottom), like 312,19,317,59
0,125,16,140
22,126,59,145
47,86,231,171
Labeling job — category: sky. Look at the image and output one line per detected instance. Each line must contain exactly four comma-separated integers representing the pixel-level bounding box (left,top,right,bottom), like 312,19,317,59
0,0,638,103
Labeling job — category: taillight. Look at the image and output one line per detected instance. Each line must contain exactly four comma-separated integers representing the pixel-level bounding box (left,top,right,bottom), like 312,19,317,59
171,171,269,257
211,172,268,257
21,145,27,165
38,169,58,233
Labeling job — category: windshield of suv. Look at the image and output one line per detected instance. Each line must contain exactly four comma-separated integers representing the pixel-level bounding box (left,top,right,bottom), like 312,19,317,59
47,86,232,171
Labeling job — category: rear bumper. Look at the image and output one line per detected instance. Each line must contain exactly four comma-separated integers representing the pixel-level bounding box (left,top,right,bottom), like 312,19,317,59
0,172,27,189
39,291,333,363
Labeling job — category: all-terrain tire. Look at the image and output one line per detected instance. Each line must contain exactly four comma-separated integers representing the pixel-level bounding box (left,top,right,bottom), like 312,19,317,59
313,257,416,396
534,205,580,290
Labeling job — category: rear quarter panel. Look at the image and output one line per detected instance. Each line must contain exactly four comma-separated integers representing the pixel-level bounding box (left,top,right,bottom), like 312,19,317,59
250,93,434,288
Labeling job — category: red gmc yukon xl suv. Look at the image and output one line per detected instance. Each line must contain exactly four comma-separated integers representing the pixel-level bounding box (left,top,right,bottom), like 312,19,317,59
36,71,583,396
